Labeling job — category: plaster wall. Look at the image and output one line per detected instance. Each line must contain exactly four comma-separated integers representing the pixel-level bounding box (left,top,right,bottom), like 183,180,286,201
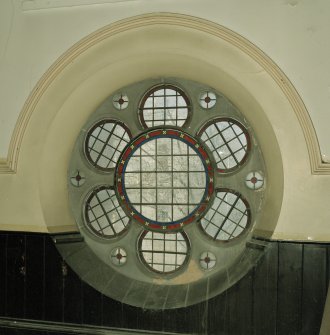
1,0,330,159
0,2,329,242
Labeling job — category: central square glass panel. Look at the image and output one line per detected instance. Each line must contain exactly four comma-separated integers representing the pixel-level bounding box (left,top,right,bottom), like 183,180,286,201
116,129,213,231
125,137,206,222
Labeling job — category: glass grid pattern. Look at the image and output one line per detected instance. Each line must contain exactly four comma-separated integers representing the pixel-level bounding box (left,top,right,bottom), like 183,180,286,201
85,187,130,237
113,93,129,110
245,171,264,190
110,247,127,265
199,251,216,270
199,91,217,109
201,190,249,241
140,87,189,128
86,120,130,170
124,137,207,223
70,170,85,187
139,231,189,273
200,120,248,170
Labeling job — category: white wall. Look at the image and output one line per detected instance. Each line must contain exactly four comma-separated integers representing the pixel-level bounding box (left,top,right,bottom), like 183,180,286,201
1,0,330,159
0,0,330,240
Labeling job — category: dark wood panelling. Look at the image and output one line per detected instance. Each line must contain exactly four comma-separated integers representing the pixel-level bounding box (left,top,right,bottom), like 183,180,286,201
220,272,253,335
82,282,102,325
301,244,327,335
0,232,329,335
101,294,123,328
327,244,330,284
253,242,278,335
0,235,7,316
162,307,190,334
207,288,228,335
235,271,254,335
25,235,45,320
0,328,48,335
137,309,163,333
277,242,303,335
63,263,82,324
5,235,26,318
177,300,208,334
44,238,63,322
120,303,138,330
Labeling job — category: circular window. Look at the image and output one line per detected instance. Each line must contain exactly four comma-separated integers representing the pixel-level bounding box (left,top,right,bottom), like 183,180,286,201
198,118,250,172
68,78,266,309
139,85,190,128
85,120,131,171
138,231,189,274
116,129,214,231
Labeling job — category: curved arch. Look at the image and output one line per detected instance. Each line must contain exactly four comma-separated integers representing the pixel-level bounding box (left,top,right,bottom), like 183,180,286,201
1,13,327,174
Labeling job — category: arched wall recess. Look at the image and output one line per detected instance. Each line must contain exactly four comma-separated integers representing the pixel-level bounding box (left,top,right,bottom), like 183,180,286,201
1,11,330,308
0,13,329,241
0,13,328,175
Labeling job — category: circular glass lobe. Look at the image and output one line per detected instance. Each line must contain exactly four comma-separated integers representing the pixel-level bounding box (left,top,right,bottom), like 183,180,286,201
199,251,216,270
116,129,214,232
70,170,86,187
113,93,129,110
199,118,250,172
139,85,190,128
199,91,217,109
200,189,250,241
85,186,130,238
110,247,127,266
138,231,189,274
85,120,131,171
245,171,264,190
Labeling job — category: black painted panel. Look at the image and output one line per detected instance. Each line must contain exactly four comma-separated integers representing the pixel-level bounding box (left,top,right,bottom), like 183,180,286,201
0,328,48,335
0,234,7,316
63,263,82,324
277,243,303,335
6,235,25,318
137,309,163,332
120,303,138,330
25,235,45,320
162,306,190,334
82,282,102,325
0,328,20,335
1,233,329,335
221,272,253,335
235,271,254,335
44,237,63,322
301,244,327,335
101,294,123,328
207,288,228,335
253,243,278,335
327,245,330,285
179,300,208,334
